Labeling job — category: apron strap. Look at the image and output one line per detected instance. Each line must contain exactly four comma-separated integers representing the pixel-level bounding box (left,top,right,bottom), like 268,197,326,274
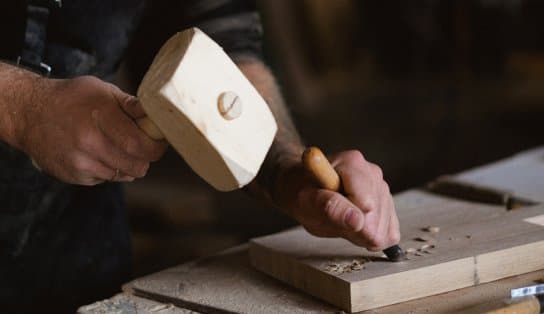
17,1,62,77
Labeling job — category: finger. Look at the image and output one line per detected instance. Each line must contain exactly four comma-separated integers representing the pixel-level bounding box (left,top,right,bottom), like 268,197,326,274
70,154,114,185
119,175,136,182
300,188,365,232
387,197,402,245
106,83,147,119
118,96,148,120
93,105,167,162
79,130,151,178
336,165,379,214
365,188,398,250
109,172,137,183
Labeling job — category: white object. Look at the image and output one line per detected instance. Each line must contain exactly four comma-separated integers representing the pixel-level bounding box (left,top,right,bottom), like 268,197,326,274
137,28,277,191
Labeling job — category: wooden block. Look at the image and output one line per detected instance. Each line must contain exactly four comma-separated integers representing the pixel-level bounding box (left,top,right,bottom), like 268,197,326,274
364,270,544,314
124,245,339,314
77,293,197,314
249,190,544,312
453,146,544,202
137,28,277,191
122,242,544,314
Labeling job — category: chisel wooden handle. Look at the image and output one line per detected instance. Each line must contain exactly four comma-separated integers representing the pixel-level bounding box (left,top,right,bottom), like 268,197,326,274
302,147,406,262
302,147,341,191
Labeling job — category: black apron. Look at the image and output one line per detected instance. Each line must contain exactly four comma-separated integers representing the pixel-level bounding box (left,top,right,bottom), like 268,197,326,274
0,0,145,311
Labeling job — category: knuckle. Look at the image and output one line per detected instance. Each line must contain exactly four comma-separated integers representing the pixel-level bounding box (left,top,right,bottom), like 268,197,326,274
359,197,376,212
72,154,90,171
323,195,344,220
77,130,98,151
345,150,365,161
370,163,383,179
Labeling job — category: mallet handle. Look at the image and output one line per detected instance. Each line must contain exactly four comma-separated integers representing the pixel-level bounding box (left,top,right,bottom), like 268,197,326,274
136,117,164,141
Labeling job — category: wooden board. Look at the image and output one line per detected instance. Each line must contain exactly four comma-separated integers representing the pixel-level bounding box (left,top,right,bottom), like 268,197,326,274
119,245,544,314
77,293,197,314
137,28,277,191
363,270,544,314
124,245,338,314
453,146,544,202
249,190,544,312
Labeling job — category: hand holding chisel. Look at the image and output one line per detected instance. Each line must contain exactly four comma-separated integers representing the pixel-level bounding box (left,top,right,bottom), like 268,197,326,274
302,147,406,262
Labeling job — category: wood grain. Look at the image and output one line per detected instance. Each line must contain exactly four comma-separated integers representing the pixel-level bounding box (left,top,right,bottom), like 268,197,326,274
122,247,544,314
249,190,544,312
77,293,196,314
124,245,338,314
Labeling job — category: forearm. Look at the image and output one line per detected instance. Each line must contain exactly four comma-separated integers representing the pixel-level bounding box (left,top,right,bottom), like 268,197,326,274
0,62,42,150
235,56,305,202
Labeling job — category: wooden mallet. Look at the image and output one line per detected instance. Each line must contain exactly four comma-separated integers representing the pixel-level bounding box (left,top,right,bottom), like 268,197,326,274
302,147,406,262
136,28,277,191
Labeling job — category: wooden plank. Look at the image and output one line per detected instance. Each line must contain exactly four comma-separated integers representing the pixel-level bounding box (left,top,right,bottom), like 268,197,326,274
249,190,544,312
453,146,544,202
77,293,197,314
124,245,339,314
121,244,544,314
362,270,544,314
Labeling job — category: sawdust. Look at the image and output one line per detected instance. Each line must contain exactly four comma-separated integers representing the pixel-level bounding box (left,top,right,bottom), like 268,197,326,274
414,235,435,243
423,226,440,233
324,258,370,274
405,239,437,258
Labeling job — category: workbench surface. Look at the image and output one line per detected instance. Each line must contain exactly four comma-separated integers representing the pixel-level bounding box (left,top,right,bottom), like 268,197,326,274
79,147,544,313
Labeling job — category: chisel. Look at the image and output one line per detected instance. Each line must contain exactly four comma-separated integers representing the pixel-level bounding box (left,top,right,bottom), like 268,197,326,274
302,147,406,262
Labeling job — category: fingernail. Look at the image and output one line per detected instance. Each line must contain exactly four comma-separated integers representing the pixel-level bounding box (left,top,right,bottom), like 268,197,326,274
345,209,363,231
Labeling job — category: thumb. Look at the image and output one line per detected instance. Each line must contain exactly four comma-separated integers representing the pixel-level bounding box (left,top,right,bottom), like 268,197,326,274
300,188,365,232
107,83,147,119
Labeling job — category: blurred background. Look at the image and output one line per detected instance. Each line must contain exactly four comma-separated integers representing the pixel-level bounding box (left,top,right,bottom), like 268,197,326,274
118,0,544,277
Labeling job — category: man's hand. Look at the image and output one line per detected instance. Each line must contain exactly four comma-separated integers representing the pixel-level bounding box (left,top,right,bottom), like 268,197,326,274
13,75,166,185
274,150,401,251
236,58,400,251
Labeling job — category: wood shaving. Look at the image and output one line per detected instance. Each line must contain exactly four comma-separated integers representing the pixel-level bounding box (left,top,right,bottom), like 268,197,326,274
414,252,423,256
419,244,431,250
324,259,368,274
423,226,440,233
414,235,435,243
405,248,416,254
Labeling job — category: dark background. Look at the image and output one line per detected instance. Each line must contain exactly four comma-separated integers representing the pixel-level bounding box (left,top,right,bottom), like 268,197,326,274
118,0,544,277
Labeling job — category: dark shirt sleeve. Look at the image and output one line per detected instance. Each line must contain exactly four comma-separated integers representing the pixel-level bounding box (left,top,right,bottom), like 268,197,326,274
180,0,263,60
